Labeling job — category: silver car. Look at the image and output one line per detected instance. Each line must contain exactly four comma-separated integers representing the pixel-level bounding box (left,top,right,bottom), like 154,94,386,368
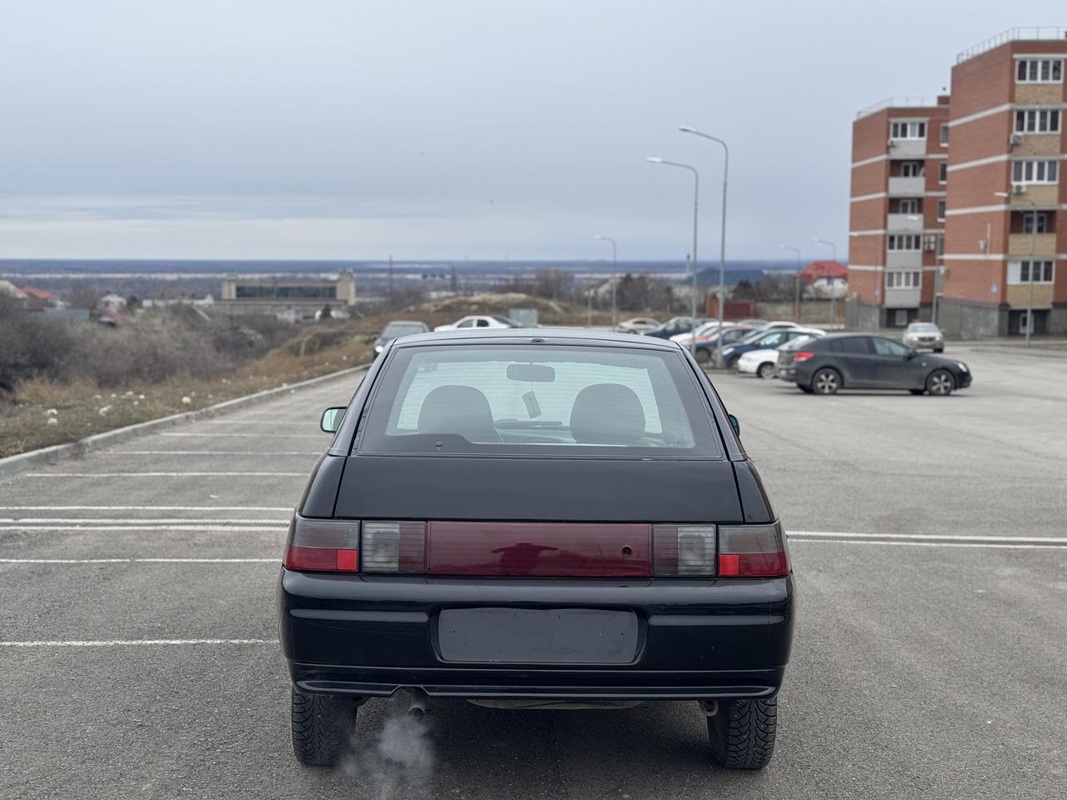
902,322,944,353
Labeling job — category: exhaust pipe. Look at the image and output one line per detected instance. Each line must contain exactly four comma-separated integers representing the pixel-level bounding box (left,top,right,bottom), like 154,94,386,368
402,688,429,720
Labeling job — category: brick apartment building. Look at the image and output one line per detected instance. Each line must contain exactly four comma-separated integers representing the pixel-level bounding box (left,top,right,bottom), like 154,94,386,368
848,28,1067,338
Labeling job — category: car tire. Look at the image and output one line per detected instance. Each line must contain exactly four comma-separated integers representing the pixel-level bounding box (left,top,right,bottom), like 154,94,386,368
756,363,775,380
707,697,777,770
694,348,711,365
812,368,841,395
291,688,357,767
925,369,955,396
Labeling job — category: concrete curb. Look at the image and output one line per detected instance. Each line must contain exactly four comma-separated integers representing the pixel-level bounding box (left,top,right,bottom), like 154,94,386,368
0,364,371,479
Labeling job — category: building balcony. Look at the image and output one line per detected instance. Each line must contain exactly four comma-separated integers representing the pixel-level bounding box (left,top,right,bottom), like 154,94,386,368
887,251,923,269
887,140,927,159
883,287,921,308
1008,232,1057,257
888,177,926,196
887,214,924,231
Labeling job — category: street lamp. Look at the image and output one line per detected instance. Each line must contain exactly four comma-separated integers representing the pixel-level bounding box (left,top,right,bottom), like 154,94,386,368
647,157,700,357
779,245,802,321
811,236,838,326
680,128,729,359
994,192,1038,346
593,235,617,328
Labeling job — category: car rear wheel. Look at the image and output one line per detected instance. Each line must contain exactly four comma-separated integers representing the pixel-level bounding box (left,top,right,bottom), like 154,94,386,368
707,698,777,769
756,362,775,379
291,688,358,767
694,348,711,365
925,369,955,396
812,368,841,395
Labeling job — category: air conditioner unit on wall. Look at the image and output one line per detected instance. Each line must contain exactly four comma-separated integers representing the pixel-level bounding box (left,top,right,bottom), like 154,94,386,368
1009,133,1023,146
1012,184,1027,195
924,236,938,251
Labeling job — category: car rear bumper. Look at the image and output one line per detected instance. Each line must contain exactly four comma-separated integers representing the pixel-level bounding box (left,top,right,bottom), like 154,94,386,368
280,571,795,701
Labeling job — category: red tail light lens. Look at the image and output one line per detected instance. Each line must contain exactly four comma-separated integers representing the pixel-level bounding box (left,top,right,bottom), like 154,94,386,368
652,525,717,576
284,517,360,573
792,351,814,363
283,517,427,574
717,522,791,577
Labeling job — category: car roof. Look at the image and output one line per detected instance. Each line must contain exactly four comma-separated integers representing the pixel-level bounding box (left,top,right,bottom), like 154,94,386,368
394,327,687,352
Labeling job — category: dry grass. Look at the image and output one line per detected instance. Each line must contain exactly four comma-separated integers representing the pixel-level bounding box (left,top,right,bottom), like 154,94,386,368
0,321,377,459
0,298,672,459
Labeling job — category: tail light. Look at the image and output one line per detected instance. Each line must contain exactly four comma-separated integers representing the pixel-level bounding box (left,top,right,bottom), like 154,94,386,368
283,517,426,574
792,351,814,363
717,522,791,577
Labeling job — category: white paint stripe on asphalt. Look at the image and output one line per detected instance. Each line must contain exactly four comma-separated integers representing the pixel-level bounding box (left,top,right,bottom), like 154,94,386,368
0,506,294,512
156,435,311,441
790,531,1067,544
26,472,306,477
1,518,287,525
117,451,322,456
792,539,1067,550
0,525,282,533
0,639,279,647
0,558,276,564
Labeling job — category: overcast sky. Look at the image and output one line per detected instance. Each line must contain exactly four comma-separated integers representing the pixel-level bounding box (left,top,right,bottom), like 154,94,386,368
1,1,1064,262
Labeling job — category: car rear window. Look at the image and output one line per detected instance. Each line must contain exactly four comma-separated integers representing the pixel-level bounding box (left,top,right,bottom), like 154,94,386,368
357,344,723,458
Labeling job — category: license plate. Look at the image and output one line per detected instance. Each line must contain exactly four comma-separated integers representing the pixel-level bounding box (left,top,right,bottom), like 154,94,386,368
437,608,639,664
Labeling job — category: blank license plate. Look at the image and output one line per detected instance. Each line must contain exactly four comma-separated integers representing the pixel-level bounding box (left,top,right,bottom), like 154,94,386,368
437,608,638,664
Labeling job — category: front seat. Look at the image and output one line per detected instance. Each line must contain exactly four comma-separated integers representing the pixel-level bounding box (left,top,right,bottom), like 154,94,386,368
417,385,500,443
570,383,646,445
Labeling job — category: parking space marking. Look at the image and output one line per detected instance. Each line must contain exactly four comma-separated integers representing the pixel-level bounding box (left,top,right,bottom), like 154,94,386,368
116,451,322,456
0,558,276,564
25,472,307,477
0,506,293,512
159,432,313,438
0,525,282,532
791,531,1067,549
2,517,286,525
0,638,279,647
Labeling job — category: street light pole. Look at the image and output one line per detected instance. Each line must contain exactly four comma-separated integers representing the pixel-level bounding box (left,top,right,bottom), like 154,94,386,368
780,245,802,321
647,157,700,357
811,237,838,326
593,235,617,328
680,128,729,361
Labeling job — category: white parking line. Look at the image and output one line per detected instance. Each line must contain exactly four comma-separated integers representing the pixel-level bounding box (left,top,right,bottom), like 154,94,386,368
0,506,294,512
0,525,283,533
26,472,307,478
1,518,286,524
793,539,1067,550
790,531,1067,546
0,558,276,564
116,451,322,456
0,639,279,647
159,433,314,438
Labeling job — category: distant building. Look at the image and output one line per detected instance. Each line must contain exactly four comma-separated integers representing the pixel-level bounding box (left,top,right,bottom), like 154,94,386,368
849,27,1066,337
217,271,356,320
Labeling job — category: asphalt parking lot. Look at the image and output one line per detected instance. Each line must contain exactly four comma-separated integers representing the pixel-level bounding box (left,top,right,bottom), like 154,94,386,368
1,343,1065,799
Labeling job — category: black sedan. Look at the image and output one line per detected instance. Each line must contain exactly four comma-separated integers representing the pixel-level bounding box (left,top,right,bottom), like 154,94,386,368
280,329,795,770
776,333,972,395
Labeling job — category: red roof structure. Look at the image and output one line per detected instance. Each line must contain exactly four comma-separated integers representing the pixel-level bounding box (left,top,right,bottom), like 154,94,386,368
797,260,847,283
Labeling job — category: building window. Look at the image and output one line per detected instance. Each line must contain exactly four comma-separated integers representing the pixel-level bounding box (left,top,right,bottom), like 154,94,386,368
937,200,946,221
886,271,921,289
901,162,924,178
939,125,949,146
888,234,921,251
1016,58,1063,83
1012,160,1059,184
1007,260,1055,284
938,162,947,183
890,120,927,140
1015,109,1062,133
899,199,919,215
1022,213,1049,234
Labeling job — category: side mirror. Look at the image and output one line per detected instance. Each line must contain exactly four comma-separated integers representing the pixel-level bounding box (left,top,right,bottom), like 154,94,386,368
728,414,741,437
320,407,346,433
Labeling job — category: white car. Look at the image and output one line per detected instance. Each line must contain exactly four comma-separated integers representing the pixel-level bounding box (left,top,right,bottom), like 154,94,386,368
736,330,826,379
434,315,523,332
670,320,723,347
615,317,661,334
